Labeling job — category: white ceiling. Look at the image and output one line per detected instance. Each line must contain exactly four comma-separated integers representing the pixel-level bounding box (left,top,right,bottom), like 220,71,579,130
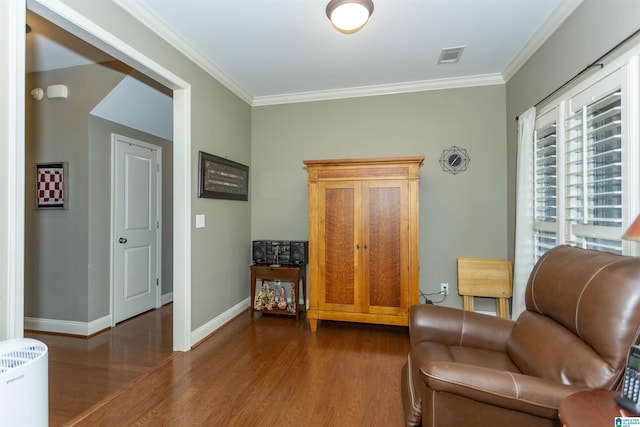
28,0,583,106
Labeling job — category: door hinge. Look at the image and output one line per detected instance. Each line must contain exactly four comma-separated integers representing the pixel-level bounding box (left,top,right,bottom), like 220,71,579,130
157,164,160,172
156,278,159,287
157,220,159,229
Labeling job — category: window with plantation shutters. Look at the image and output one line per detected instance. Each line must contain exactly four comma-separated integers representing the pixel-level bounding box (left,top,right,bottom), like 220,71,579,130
531,54,640,259
564,89,623,254
533,112,559,258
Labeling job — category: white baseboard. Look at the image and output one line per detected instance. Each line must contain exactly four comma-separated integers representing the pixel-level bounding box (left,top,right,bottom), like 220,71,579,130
190,297,250,346
25,295,248,342
161,291,173,305
25,314,111,336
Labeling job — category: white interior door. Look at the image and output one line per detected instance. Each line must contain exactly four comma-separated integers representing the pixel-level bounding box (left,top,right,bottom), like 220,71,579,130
113,134,161,324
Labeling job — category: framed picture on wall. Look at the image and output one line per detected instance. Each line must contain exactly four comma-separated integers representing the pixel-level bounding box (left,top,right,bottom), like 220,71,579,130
36,162,68,209
198,151,249,201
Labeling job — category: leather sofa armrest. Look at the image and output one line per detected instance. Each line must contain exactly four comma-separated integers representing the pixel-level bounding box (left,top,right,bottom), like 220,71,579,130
409,304,515,352
421,362,587,419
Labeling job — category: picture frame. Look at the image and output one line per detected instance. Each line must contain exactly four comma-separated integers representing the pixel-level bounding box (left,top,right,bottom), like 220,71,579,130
198,151,249,201
36,162,68,209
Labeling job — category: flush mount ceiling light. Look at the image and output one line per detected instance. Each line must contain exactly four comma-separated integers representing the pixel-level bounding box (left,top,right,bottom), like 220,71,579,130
326,0,374,34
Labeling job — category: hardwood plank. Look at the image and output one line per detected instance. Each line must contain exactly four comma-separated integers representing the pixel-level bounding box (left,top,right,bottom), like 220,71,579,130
70,312,410,426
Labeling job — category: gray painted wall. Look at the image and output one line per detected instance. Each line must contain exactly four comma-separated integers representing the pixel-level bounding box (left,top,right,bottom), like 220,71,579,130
252,86,508,309
505,0,640,260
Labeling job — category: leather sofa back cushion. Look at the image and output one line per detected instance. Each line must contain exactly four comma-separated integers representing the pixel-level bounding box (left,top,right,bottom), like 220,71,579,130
508,245,640,388
508,311,616,388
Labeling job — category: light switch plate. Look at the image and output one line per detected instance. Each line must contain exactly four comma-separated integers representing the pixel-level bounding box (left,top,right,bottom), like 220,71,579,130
195,214,205,229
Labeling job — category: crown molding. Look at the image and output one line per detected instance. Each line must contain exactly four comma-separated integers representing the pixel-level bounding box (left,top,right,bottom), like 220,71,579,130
252,73,505,107
502,0,583,82
114,0,253,105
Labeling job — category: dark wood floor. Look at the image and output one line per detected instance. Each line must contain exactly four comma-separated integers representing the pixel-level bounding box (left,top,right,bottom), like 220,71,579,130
29,305,411,426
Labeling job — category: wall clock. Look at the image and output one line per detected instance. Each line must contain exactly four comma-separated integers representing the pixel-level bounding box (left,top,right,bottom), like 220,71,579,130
439,146,470,175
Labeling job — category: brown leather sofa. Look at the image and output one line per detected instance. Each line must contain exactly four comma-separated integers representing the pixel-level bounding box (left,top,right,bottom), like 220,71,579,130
401,245,640,427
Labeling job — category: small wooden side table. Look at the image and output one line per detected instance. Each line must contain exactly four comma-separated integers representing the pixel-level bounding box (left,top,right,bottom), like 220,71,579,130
250,265,306,321
559,390,639,426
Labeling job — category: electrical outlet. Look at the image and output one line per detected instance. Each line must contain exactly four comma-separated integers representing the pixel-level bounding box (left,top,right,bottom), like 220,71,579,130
440,283,449,295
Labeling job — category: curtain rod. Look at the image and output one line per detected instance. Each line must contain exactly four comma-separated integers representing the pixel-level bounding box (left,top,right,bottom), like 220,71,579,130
516,27,640,121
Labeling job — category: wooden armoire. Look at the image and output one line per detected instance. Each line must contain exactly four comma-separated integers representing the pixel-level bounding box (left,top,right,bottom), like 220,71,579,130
303,156,424,332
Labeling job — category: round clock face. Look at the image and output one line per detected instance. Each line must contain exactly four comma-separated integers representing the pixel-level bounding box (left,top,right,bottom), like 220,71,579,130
448,153,462,167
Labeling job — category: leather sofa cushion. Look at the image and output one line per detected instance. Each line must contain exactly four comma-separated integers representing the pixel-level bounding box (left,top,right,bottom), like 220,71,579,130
508,311,617,388
412,343,519,372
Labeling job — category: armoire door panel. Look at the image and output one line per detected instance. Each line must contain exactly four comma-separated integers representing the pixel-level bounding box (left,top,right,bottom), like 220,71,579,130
319,183,358,309
365,182,409,312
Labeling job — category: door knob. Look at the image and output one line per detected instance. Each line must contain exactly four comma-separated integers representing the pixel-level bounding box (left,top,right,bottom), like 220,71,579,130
118,237,128,244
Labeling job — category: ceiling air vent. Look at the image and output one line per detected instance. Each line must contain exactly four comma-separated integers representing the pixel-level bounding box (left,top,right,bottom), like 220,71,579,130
438,46,465,64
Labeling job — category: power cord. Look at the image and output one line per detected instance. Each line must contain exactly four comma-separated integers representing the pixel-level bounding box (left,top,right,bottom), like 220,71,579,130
419,289,448,304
